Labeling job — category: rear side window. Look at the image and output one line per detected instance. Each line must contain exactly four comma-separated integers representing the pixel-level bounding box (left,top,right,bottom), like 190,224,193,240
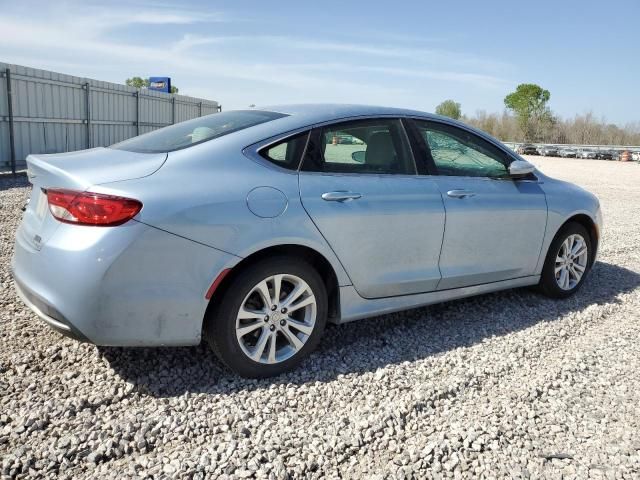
260,131,310,170
111,110,287,153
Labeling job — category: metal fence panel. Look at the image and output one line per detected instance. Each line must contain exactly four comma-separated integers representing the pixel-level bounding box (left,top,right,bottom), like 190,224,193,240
0,123,9,165
0,62,219,172
0,69,8,163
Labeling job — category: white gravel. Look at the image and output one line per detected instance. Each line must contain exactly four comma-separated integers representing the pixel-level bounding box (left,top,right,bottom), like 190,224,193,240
1,157,640,479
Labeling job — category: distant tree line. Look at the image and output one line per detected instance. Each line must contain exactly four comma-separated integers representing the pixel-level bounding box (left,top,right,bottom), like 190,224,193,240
464,110,640,146
436,84,640,145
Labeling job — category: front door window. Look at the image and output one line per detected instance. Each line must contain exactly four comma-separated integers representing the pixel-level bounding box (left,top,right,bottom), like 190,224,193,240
414,121,510,178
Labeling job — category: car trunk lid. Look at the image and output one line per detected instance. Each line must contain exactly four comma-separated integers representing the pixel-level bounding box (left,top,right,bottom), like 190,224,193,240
19,148,166,250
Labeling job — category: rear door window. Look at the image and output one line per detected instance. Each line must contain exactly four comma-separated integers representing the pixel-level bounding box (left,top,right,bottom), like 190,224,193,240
302,118,415,175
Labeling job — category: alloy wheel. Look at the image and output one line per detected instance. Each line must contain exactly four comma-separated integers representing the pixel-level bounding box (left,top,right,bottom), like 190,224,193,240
554,233,588,290
235,274,317,364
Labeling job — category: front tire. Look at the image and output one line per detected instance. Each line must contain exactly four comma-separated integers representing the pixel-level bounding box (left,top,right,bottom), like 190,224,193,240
538,222,592,298
204,256,327,378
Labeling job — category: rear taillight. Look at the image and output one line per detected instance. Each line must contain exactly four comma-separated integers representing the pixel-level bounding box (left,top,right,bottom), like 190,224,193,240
45,188,142,226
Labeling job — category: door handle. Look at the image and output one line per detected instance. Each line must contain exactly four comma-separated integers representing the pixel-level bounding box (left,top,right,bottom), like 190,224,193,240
447,189,475,199
321,191,362,202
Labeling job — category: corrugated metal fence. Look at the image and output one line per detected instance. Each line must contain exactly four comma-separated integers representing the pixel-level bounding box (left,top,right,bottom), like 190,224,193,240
0,62,219,173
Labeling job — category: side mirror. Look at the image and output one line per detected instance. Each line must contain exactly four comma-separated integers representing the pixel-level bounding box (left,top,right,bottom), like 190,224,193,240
351,150,366,163
509,160,535,177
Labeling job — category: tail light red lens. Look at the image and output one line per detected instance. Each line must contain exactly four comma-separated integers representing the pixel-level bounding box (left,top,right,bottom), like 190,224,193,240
45,188,142,226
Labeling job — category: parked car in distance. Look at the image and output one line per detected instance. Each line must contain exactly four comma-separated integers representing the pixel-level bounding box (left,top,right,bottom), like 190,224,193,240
517,144,539,155
558,148,577,158
539,146,559,157
12,105,603,377
596,150,614,160
577,149,597,159
632,151,640,161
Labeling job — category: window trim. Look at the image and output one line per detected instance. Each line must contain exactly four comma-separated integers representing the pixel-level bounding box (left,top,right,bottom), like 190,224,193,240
243,113,529,178
300,117,418,176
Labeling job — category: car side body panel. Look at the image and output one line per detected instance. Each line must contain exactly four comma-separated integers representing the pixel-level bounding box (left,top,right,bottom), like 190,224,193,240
90,134,354,288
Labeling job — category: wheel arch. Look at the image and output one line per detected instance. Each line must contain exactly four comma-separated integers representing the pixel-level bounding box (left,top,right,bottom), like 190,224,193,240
554,213,599,265
204,244,341,328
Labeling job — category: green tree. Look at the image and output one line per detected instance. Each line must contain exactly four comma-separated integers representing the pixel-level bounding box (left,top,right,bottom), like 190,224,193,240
125,77,149,88
435,99,462,120
504,84,551,141
125,77,179,93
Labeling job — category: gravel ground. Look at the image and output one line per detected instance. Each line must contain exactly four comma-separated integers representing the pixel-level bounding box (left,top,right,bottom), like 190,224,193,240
1,157,639,479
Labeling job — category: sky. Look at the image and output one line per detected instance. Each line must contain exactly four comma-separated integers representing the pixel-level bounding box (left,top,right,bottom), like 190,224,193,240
0,0,638,125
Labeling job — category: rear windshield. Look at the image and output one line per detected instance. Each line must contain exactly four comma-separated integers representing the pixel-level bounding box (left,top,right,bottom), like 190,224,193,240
110,110,287,153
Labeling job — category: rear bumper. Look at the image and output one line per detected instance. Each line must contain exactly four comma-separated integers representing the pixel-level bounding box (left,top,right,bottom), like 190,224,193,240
11,220,240,346
13,275,89,342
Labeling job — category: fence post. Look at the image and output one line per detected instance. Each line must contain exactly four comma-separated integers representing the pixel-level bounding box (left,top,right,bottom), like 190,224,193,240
199,101,202,117
84,82,91,149
171,96,176,124
135,91,140,136
4,68,16,175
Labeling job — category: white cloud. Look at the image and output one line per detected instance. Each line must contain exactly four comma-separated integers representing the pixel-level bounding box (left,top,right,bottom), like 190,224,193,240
268,37,508,70
0,0,513,111
157,33,510,72
171,34,231,53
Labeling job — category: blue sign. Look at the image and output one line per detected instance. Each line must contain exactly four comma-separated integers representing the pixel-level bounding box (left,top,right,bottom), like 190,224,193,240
148,77,171,93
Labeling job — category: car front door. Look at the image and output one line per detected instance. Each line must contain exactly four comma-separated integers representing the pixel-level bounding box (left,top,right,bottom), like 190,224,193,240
408,119,547,290
298,118,445,299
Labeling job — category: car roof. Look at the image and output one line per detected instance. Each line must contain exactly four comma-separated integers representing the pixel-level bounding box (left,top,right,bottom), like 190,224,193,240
258,103,440,124
189,103,516,159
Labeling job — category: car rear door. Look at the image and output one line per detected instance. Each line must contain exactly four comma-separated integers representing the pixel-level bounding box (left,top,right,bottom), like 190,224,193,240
298,118,446,299
407,119,547,290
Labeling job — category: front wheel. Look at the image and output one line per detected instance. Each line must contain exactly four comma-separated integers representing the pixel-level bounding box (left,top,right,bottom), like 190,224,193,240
204,257,327,378
538,222,592,298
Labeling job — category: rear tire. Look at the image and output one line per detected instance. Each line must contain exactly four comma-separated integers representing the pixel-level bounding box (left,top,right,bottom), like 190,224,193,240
538,222,592,298
204,256,327,378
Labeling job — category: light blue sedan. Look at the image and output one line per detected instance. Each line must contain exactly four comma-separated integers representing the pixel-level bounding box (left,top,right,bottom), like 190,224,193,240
12,105,602,377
